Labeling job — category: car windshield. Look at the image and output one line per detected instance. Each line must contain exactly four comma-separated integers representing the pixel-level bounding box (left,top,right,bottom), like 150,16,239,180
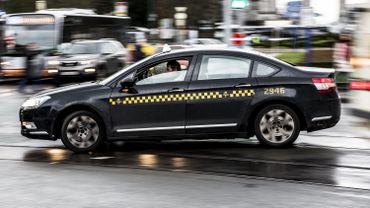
5,24,56,50
64,43,99,54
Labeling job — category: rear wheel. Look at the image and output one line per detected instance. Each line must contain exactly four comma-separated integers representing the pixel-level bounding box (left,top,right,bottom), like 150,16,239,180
254,104,300,147
61,111,105,153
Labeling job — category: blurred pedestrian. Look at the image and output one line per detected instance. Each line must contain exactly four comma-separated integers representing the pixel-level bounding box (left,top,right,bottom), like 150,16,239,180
333,34,351,70
134,39,146,62
18,43,43,93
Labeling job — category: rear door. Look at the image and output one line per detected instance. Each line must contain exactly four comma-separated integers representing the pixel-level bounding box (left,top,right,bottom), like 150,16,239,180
186,53,257,134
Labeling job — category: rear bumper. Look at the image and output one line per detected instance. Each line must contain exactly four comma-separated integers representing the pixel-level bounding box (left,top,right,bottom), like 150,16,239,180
306,98,341,132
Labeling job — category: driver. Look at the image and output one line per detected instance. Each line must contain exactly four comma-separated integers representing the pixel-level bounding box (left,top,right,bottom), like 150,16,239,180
166,60,181,72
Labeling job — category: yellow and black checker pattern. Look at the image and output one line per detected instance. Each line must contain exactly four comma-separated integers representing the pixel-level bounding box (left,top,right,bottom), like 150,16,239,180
109,89,255,106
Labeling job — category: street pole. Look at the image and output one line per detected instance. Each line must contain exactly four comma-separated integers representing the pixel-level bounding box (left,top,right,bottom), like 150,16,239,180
223,0,232,46
303,0,310,7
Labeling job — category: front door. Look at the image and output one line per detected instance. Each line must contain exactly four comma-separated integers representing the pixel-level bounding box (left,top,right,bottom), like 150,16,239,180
186,54,256,134
110,56,194,137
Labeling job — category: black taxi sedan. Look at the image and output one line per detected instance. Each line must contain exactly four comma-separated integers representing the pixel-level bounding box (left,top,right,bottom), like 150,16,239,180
20,48,341,152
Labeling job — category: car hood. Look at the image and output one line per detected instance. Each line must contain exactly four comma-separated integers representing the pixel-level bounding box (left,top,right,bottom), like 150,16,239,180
33,81,102,97
59,54,100,61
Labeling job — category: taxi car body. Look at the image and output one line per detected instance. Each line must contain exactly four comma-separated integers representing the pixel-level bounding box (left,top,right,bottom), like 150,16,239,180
20,48,341,152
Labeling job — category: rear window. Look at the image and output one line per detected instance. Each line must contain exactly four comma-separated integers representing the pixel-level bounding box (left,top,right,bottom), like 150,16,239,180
254,62,279,77
198,55,252,80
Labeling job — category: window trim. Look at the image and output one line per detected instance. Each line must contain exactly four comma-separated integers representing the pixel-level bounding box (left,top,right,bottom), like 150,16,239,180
193,54,253,81
252,60,281,78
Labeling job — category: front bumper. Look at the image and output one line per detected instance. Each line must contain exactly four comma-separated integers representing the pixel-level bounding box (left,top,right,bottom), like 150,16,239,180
0,68,59,78
57,65,97,78
0,69,26,78
20,108,55,140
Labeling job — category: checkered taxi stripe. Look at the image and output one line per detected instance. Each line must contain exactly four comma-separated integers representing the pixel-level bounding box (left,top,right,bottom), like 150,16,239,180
109,89,255,105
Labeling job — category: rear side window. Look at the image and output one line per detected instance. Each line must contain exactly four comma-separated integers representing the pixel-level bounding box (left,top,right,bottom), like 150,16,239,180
254,62,279,77
198,55,251,80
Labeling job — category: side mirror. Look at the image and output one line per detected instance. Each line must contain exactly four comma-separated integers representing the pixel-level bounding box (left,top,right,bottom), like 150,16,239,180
119,73,135,88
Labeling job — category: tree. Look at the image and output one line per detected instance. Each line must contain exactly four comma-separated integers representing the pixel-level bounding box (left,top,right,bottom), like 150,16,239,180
127,0,147,26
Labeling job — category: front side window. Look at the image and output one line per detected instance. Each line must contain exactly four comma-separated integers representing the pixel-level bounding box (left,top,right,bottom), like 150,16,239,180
198,55,251,80
135,58,190,85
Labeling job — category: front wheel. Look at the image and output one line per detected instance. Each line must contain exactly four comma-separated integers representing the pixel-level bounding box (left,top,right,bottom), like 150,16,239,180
61,111,105,153
254,104,300,147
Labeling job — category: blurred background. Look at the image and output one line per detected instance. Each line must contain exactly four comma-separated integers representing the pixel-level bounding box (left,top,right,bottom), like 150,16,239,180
1,2,370,204
0,0,369,120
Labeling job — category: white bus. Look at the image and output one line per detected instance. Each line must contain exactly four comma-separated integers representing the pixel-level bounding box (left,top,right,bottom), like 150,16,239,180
0,8,130,78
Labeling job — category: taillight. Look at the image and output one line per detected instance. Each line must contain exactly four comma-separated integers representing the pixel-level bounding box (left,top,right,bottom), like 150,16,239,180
312,78,336,93
3,36,15,41
349,80,370,91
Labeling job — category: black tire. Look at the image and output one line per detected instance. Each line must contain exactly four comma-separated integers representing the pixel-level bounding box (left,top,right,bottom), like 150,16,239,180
61,110,105,153
254,104,300,147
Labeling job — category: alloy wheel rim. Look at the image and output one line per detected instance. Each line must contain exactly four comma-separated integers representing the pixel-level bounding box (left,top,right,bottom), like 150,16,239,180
259,109,295,144
66,115,100,149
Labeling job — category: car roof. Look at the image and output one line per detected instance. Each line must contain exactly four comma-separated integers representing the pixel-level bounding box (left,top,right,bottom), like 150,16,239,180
71,39,116,44
156,48,261,58
154,48,293,67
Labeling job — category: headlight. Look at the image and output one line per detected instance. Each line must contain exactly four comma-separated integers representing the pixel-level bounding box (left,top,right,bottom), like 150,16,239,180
84,68,96,73
0,61,11,66
47,60,60,66
47,69,58,74
79,60,96,65
22,96,51,110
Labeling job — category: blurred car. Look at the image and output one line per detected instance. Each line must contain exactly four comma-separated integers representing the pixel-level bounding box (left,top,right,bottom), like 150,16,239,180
348,8,370,119
183,38,227,48
55,39,127,80
20,48,340,152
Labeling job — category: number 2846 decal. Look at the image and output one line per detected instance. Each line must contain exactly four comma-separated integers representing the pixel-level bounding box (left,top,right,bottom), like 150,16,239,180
264,87,285,95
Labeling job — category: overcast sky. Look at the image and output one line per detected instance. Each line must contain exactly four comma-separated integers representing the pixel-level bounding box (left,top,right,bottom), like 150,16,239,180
276,0,370,23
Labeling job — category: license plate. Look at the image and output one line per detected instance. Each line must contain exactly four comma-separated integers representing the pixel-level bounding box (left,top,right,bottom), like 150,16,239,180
60,71,79,76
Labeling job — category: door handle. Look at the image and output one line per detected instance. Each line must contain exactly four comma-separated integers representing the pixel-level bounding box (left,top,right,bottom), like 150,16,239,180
235,83,252,88
168,88,185,93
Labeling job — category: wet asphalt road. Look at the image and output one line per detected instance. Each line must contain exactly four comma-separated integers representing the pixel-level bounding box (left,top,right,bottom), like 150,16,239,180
1,83,370,207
